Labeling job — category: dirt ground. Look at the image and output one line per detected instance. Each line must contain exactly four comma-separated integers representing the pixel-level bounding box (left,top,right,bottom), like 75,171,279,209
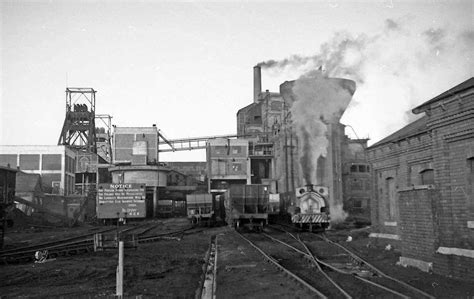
1,219,473,298
216,229,316,299
1,218,210,298
325,226,474,298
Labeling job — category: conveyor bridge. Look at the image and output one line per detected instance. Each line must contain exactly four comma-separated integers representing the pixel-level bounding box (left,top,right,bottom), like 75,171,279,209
158,134,242,152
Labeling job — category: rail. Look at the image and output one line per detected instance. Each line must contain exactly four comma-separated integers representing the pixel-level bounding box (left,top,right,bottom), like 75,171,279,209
0,224,202,265
236,231,327,298
267,224,434,299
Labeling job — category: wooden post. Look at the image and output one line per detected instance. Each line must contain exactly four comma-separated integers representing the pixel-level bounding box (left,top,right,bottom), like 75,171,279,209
116,241,124,298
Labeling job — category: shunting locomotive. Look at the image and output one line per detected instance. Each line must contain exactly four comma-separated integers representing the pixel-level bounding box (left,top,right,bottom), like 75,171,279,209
288,184,330,232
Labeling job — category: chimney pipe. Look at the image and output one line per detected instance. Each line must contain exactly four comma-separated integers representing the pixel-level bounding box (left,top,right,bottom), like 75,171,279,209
253,65,262,102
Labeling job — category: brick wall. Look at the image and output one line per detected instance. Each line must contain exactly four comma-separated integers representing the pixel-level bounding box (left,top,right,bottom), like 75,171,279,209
368,134,432,237
398,188,438,263
427,87,474,280
434,253,474,281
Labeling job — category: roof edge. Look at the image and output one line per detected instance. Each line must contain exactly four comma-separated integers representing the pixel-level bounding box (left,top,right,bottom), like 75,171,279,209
412,77,474,114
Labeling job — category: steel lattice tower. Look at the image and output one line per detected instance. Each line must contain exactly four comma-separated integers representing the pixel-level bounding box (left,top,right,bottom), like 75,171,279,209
58,88,97,153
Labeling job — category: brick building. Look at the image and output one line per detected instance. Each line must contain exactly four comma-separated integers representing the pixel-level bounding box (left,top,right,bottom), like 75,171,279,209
341,138,371,220
367,77,474,280
0,145,76,195
112,126,159,165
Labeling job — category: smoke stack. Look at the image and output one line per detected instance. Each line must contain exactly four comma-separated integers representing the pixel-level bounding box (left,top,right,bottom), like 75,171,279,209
253,65,262,102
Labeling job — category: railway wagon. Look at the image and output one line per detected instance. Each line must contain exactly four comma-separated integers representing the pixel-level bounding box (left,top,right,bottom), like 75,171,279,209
285,185,330,232
186,194,213,225
187,193,225,226
224,184,269,231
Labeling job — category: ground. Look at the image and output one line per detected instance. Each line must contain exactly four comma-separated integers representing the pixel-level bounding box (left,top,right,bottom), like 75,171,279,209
1,219,473,298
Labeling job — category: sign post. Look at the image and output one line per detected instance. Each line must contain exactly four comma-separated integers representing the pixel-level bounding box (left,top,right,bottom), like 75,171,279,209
116,240,124,298
97,184,146,219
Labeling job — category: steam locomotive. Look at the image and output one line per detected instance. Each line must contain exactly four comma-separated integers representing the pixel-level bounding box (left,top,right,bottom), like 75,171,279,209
283,184,330,232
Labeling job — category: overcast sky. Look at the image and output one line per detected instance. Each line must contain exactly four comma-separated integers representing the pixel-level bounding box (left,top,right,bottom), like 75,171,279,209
1,0,472,161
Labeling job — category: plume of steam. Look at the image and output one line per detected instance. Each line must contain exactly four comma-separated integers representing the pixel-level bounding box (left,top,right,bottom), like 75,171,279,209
291,71,354,185
290,72,354,223
330,204,347,224
260,18,473,144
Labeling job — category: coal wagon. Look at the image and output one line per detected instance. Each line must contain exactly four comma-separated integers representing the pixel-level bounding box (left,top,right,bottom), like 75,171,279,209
187,194,215,225
224,184,269,231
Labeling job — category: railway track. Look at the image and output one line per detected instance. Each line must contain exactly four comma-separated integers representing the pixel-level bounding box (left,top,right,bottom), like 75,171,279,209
0,223,204,265
262,225,435,299
237,230,330,298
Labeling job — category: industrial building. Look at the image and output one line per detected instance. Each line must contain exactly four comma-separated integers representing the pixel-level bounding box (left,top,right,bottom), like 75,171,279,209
367,77,474,280
236,66,371,220
0,145,77,195
14,172,43,215
341,138,371,220
207,138,251,192
108,126,169,217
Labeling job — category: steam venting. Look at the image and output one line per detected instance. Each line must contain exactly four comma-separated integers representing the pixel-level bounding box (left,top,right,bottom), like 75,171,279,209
290,71,354,223
258,18,473,143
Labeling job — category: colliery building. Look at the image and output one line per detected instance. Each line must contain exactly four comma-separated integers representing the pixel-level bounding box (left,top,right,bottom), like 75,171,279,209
0,145,77,195
236,66,371,220
367,77,474,280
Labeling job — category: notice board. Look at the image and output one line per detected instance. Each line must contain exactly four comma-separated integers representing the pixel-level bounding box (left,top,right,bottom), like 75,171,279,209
97,183,146,219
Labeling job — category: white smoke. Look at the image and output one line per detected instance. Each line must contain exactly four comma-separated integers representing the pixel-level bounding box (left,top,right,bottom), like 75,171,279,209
291,71,354,185
290,72,354,224
259,18,473,143
330,204,347,224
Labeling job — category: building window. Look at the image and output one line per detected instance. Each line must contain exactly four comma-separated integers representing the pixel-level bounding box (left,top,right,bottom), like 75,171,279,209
420,169,434,185
386,177,397,220
232,163,242,172
468,158,474,203
19,154,40,170
213,146,228,155
0,154,17,168
42,154,62,171
351,164,370,173
232,146,242,154
353,198,362,209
